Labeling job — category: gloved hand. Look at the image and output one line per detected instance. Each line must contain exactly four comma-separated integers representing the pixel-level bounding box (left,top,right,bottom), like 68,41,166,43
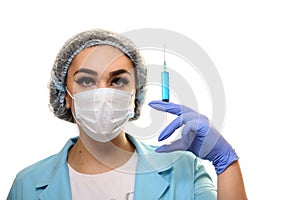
148,100,239,175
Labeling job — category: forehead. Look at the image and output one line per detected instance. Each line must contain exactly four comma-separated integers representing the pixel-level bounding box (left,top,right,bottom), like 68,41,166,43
69,45,134,75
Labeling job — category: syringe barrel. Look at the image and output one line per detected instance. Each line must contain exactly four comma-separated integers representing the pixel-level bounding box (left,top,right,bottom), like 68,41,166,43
161,71,169,102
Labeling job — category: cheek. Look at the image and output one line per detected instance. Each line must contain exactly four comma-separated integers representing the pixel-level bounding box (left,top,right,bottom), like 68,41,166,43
130,81,137,92
122,77,136,93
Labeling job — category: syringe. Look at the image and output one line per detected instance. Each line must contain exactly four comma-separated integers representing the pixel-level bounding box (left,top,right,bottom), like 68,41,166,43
161,45,171,145
161,45,170,102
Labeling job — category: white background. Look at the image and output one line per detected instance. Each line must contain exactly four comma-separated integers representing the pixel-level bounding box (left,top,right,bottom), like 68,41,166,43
1,0,300,199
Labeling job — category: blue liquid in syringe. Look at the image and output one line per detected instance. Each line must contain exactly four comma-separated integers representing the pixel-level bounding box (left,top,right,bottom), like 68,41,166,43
161,60,169,102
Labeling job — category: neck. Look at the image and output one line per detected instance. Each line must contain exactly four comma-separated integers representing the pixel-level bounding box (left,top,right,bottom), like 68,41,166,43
67,131,135,174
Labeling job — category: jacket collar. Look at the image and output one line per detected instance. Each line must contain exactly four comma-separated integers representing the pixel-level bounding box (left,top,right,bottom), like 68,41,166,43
36,136,172,200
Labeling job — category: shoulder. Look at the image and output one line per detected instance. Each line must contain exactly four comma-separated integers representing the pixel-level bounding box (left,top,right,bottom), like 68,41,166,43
14,153,59,182
13,137,76,182
129,134,204,169
8,138,75,199
143,142,201,166
149,147,207,175
7,153,62,200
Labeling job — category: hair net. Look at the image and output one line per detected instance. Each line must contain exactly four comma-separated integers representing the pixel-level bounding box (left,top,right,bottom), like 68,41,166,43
49,29,147,123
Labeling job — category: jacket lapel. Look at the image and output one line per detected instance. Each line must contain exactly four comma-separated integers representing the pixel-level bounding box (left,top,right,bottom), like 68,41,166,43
134,168,171,200
127,135,174,200
38,165,72,200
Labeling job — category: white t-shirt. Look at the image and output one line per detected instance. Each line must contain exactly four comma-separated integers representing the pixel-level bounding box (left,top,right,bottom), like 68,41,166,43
68,152,138,200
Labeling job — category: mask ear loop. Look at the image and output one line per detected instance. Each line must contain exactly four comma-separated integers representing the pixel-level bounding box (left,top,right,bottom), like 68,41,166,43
128,91,136,120
66,88,75,99
129,91,135,99
65,88,76,121
65,87,82,133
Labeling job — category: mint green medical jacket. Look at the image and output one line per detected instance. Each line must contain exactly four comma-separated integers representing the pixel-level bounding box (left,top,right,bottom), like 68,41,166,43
8,135,217,199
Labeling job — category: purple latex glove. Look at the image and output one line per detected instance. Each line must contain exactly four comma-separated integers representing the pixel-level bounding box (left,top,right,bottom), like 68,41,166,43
148,100,239,175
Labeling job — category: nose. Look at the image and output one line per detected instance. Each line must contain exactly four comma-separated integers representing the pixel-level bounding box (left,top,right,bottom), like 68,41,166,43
97,79,108,88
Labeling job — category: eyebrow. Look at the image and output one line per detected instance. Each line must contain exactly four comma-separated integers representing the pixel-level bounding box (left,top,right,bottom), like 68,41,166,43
73,68,98,76
109,69,132,77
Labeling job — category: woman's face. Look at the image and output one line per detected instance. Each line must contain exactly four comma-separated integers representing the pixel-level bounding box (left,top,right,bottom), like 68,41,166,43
65,45,136,108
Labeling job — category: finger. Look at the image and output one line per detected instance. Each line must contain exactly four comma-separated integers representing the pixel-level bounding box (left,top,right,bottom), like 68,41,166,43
148,100,193,115
158,113,206,141
158,116,184,141
155,139,188,153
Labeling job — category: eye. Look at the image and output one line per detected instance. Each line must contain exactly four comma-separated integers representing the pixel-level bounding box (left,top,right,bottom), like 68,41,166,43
75,77,97,87
111,77,130,88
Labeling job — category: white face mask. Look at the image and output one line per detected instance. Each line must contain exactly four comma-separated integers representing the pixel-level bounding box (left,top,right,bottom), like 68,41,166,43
67,88,134,142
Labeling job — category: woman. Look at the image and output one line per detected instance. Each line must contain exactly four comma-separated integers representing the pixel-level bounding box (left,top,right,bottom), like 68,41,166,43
8,29,247,199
